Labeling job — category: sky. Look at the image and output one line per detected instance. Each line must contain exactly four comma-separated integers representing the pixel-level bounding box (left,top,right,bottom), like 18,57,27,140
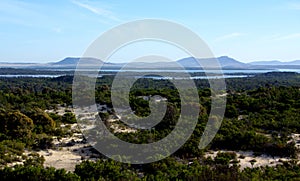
0,0,300,63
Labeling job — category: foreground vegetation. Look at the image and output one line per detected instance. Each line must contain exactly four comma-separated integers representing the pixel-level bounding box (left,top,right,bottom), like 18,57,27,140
1,71,300,180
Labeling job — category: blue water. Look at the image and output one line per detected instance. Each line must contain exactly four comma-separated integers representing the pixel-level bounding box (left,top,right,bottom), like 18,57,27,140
0,69,299,79
0,74,65,78
134,75,250,80
54,68,300,74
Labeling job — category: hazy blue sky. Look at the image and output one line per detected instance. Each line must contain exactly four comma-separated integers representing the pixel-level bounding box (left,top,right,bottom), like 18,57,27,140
1,0,300,63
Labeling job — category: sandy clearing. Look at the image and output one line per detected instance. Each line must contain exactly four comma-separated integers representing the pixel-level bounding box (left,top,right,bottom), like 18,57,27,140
28,106,300,171
204,150,293,170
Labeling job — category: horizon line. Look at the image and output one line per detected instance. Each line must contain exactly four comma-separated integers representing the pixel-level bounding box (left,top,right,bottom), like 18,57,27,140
1,55,300,64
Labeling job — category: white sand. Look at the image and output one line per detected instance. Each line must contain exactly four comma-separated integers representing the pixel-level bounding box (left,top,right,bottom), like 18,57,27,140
204,150,293,170
12,106,300,171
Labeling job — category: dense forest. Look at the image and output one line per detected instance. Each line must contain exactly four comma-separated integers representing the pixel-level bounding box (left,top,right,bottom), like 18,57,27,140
1,71,300,180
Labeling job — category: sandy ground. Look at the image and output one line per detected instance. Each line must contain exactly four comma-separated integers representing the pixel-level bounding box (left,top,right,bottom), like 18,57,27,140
204,133,300,170
204,150,292,170
38,149,82,171
41,106,136,171
9,106,298,171
36,123,95,171
43,107,300,171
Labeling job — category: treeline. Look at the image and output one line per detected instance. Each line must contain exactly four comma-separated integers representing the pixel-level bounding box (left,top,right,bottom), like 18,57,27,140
96,74,300,158
0,68,73,75
0,108,77,165
0,72,300,180
0,76,77,166
2,155,300,180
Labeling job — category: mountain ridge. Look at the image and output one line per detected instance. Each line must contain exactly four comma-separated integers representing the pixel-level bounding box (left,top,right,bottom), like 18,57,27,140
249,60,300,66
1,56,300,69
51,56,247,68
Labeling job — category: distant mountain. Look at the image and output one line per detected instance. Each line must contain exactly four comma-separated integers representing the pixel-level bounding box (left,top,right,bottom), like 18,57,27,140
177,56,247,68
0,56,249,69
52,57,103,66
288,60,300,65
52,56,248,69
249,60,283,65
2,56,300,70
108,56,247,69
250,60,300,66
52,57,80,65
218,56,247,68
0,62,39,68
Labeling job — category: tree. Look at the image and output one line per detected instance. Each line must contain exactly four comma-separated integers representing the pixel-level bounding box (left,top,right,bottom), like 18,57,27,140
0,109,34,143
249,159,257,168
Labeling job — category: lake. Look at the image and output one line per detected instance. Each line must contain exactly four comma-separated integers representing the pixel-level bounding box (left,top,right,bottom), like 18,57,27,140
54,68,300,74
0,69,299,79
